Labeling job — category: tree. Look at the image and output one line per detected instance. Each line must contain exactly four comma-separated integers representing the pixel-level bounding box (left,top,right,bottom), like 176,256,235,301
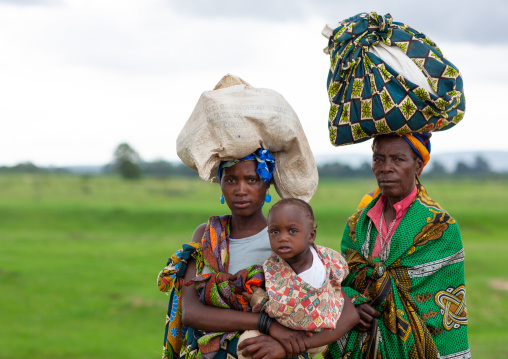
473,156,490,174
427,161,447,176
113,143,142,179
454,161,470,176
453,156,491,177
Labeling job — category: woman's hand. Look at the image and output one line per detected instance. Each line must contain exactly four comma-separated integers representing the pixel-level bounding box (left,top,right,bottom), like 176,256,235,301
355,303,381,332
238,335,287,359
268,320,312,357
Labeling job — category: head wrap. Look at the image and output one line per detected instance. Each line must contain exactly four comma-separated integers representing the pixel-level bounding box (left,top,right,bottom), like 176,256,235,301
322,12,465,146
177,74,318,202
401,133,431,170
217,148,275,183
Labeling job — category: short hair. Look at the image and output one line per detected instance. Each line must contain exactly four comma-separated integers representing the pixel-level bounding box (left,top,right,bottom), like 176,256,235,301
268,198,316,228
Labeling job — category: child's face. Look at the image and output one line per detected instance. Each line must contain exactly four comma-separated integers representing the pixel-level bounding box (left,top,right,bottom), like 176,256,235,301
267,204,316,264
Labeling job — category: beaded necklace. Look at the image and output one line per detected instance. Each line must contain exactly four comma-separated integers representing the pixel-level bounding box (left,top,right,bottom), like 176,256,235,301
362,204,396,262
379,204,397,251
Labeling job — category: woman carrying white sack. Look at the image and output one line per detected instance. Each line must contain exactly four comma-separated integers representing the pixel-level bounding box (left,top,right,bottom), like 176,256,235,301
157,74,359,359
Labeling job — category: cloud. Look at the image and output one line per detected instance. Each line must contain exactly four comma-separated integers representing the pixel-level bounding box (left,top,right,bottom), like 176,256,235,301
165,0,305,21
0,0,507,166
0,0,59,6
6,2,269,76
167,0,508,44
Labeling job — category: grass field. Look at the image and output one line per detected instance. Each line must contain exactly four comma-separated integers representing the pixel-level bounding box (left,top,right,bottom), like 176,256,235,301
1,174,507,358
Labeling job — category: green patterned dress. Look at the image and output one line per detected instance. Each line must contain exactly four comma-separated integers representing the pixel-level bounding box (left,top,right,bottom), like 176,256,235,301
326,187,469,359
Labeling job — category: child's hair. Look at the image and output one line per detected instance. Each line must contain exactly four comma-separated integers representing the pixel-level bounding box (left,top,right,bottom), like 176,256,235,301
268,198,317,229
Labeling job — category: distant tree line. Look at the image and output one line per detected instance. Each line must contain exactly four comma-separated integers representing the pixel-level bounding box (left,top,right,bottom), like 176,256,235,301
319,155,496,179
102,159,197,178
423,156,493,178
0,162,68,174
0,143,503,180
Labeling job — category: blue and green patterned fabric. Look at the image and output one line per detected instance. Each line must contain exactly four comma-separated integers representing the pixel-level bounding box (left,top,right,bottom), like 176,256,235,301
325,12,465,146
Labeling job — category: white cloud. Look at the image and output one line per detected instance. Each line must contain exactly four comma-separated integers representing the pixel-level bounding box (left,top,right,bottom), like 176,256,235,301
0,0,506,166
167,0,508,44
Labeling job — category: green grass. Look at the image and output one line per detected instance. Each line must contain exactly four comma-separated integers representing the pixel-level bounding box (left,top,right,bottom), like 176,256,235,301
1,174,507,358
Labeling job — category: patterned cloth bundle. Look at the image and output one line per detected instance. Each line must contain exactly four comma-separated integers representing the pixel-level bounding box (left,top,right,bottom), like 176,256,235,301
323,12,465,146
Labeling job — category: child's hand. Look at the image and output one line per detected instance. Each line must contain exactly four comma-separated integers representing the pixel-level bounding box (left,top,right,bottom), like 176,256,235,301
244,287,268,310
241,291,253,302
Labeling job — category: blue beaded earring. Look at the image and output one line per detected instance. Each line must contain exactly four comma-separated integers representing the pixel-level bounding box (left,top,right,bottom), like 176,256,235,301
220,195,225,204
264,191,271,203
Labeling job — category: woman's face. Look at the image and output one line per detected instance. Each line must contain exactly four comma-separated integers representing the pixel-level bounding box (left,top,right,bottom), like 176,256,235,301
220,160,269,217
372,136,423,203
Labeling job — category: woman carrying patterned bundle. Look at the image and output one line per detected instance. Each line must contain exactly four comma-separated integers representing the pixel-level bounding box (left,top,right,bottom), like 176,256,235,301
321,12,470,359
328,133,469,358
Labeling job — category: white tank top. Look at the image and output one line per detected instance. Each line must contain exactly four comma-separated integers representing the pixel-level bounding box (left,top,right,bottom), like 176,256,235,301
201,227,272,275
298,246,327,288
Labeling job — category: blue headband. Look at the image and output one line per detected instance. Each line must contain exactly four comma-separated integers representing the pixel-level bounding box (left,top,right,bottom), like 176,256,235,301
217,148,275,183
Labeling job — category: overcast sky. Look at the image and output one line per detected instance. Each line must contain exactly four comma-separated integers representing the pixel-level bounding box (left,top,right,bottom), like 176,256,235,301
0,0,506,166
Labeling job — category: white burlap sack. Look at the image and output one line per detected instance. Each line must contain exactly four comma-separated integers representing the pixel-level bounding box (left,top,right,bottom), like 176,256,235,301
177,74,318,202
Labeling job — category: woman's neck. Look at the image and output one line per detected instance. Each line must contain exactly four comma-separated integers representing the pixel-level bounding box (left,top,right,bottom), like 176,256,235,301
229,212,267,239
383,185,417,222
383,201,397,223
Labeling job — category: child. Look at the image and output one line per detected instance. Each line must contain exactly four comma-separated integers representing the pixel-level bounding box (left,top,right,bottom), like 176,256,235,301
238,198,349,359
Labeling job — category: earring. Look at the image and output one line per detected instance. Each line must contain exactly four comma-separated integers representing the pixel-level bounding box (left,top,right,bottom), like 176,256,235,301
220,195,225,204
264,191,272,203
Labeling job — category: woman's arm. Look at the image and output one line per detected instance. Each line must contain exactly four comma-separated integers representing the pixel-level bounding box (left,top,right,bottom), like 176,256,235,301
304,289,360,347
182,256,306,359
181,223,307,357
239,289,360,358
181,223,260,331
181,257,261,331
